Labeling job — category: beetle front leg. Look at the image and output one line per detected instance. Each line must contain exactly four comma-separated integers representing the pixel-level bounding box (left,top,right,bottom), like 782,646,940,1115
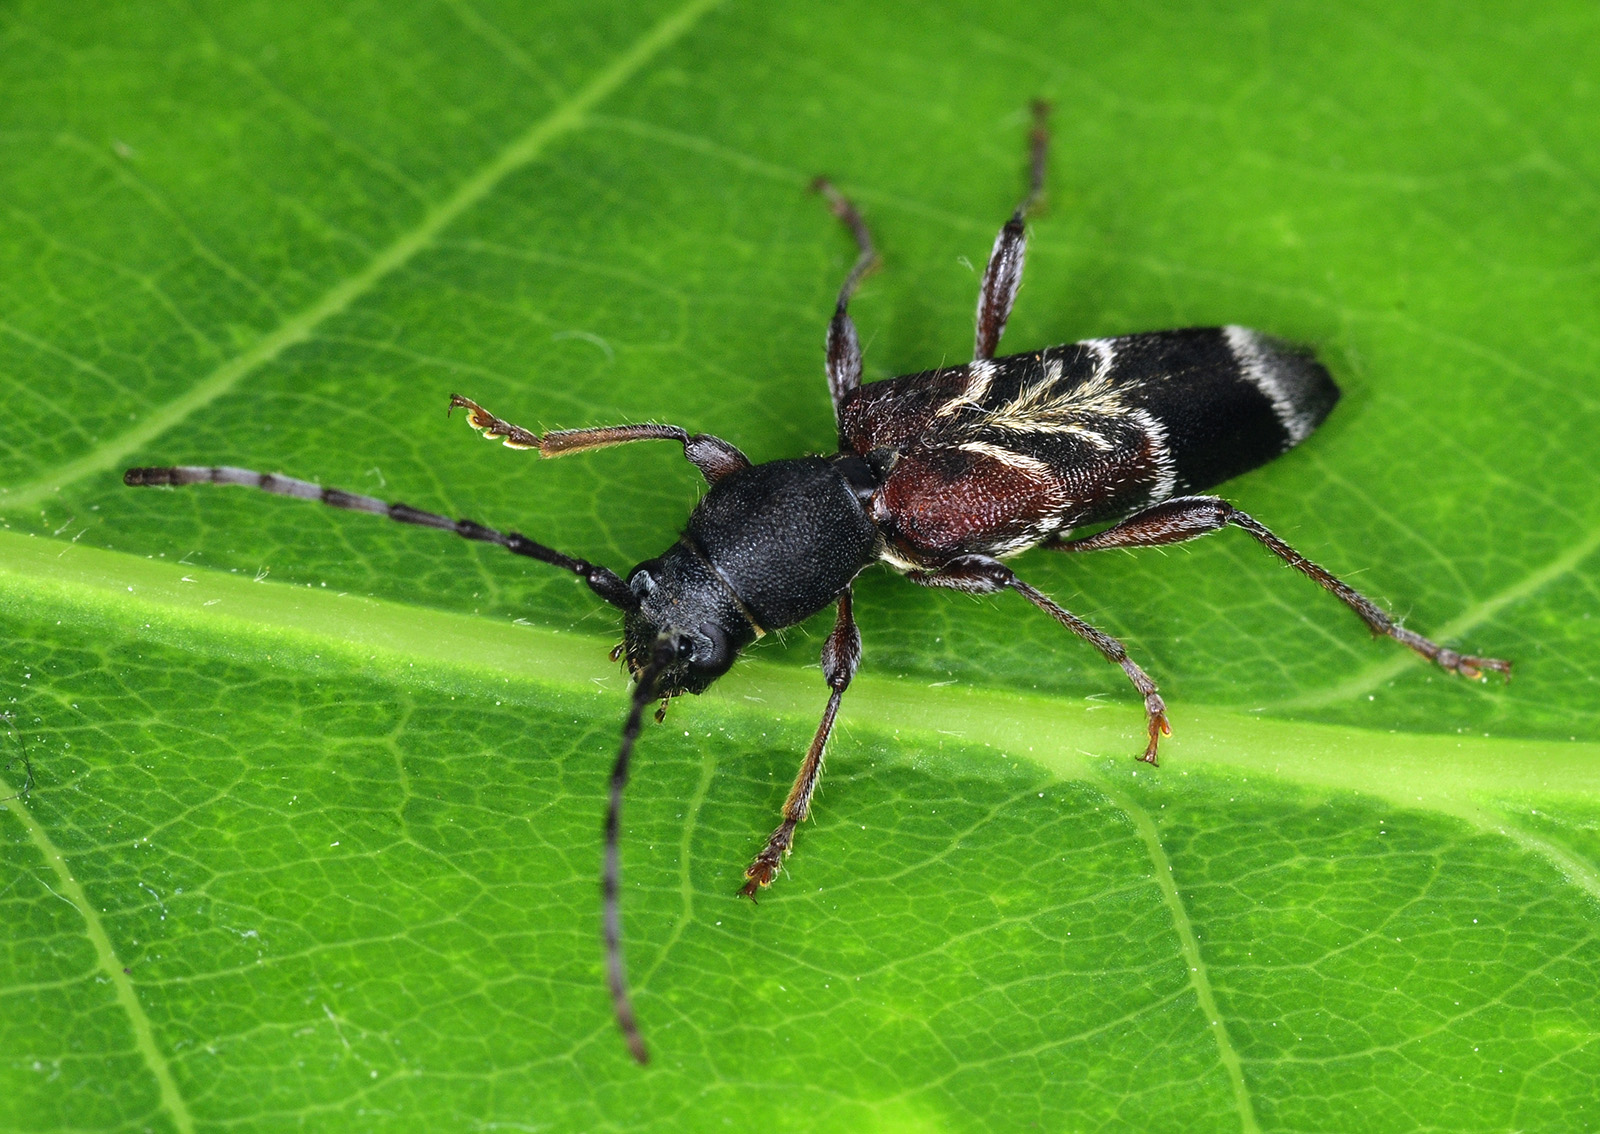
1049,496,1512,680
741,588,862,898
448,395,749,484
913,553,1170,764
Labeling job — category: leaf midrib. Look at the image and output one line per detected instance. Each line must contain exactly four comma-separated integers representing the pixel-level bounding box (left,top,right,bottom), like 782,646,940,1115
4,528,1593,811
9,522,1592,1128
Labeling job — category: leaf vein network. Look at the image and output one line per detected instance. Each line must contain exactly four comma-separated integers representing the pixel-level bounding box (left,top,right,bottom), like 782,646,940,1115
0,0,729,513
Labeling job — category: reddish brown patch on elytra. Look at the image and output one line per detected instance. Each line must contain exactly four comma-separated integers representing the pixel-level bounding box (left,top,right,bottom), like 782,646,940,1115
879,445,1059,559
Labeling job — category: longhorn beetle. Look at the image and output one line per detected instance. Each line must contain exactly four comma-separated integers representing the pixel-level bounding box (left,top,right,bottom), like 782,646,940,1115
125,103,1510,1063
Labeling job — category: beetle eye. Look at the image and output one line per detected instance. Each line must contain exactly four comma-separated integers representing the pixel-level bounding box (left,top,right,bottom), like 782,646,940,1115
693,623,735,676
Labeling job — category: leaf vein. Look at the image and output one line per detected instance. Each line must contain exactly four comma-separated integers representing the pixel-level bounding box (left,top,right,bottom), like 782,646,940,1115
0,0,728,513
0,775,196,1134
1094,775,1262,1134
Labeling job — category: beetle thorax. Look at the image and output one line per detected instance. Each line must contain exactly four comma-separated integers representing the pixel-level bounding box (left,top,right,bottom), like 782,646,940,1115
685,457,880,633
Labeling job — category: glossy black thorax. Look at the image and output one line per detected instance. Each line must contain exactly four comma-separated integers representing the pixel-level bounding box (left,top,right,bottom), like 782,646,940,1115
622,455,881,695
687,455,880,631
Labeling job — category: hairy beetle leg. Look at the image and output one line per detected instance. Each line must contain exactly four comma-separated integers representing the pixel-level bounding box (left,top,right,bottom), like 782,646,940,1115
1433,650,1512,681
740,590,860,898
975,100,1051,362
448,393,541,448
1050,495,1512,684
911,554,1172,765
739,823,792,899
811,179,879,423
448,393,751,484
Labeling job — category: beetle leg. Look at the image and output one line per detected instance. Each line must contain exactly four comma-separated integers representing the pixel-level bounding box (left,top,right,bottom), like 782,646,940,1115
913,553,1169,764
1050,495,1512,680
123,464,641,612
812,179,879,423
448,394,749,484
974,100,1050,362
741,588,862,897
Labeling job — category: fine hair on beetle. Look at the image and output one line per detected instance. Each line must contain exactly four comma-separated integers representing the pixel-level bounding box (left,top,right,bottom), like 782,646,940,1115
124,102,1510,1065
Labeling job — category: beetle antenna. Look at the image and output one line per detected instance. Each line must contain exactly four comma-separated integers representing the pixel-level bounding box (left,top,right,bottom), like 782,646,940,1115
603,635,676,1064
124,465,639,612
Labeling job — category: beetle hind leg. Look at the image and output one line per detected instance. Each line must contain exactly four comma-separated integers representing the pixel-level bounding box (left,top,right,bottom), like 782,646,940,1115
1049,495,1513,680
974,100,1051,362
812,180,879,428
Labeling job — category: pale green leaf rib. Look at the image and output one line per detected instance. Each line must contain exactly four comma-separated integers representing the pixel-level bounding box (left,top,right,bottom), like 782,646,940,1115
4,528,1595,824
10,521,1585,1127
1094,774,1261,1133
0,773,195,1134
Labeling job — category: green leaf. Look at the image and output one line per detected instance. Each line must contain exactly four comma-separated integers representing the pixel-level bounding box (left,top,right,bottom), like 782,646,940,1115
3,1,1598,1130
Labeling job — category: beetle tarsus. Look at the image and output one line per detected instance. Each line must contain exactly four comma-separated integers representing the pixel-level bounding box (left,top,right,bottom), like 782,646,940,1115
448,393,542,450
739,829,791,900
1142,697,1171,766
1437,650,1512,682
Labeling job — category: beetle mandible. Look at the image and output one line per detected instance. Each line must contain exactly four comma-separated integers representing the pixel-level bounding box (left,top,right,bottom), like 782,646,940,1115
125,102,1510,1063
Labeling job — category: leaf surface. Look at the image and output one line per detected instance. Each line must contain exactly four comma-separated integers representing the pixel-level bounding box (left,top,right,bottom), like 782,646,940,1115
2,1,1598,1130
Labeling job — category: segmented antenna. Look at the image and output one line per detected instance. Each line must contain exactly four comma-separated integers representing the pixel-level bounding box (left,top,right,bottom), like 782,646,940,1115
604,636,676,1064
122,466,639,612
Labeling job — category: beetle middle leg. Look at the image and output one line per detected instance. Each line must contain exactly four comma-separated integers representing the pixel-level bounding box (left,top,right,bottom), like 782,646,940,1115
740,588,862,897
912,554,1170,764
1049,495,1512,679
974,100,1051,362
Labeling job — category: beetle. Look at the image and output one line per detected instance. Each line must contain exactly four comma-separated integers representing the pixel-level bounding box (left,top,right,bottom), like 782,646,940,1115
125,103,1509,1063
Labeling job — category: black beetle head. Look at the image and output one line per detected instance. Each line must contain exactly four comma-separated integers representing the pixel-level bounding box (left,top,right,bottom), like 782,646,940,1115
619,544,757,698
